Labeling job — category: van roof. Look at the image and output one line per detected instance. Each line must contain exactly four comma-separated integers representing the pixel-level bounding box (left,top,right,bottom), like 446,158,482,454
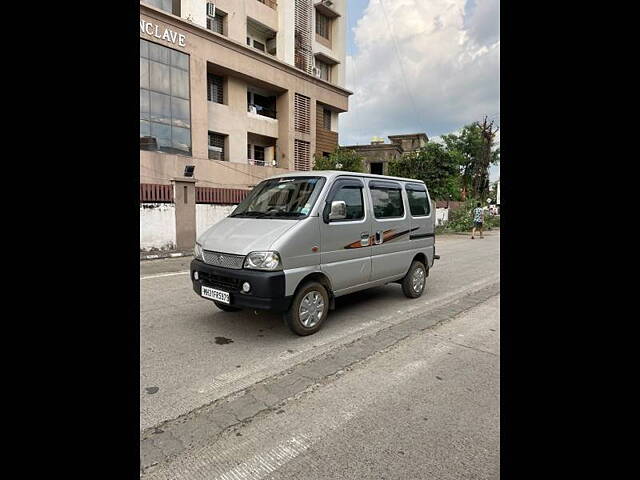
264,170,426,185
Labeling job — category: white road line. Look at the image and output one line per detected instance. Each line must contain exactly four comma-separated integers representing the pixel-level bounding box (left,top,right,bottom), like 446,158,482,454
140,271,191,280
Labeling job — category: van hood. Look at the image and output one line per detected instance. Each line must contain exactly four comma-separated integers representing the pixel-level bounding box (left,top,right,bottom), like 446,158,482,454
197,217,299,255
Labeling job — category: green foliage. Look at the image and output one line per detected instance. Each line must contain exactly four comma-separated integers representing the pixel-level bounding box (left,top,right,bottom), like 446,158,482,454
445,199,500,232
313,147,365,173
387,143,461,200
441,120,499,200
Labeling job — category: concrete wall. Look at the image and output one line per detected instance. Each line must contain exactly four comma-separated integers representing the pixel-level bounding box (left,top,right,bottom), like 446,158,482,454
140,203,177,251
196,203,237,238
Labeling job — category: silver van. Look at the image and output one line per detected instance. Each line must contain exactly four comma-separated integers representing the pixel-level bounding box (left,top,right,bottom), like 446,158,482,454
190,171,438,335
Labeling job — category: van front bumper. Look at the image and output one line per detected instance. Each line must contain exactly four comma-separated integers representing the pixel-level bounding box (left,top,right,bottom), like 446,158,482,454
190,259,293,312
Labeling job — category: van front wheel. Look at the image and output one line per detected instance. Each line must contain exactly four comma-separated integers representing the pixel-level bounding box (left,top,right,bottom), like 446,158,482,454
284,282,329,336
402,261,427,298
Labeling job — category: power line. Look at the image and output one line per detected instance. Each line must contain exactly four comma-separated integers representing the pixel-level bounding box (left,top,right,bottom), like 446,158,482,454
378,0,429,136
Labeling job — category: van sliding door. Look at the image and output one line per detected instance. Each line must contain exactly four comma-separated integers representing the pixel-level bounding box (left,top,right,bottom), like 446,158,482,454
319,178,372,294
367,180,414,282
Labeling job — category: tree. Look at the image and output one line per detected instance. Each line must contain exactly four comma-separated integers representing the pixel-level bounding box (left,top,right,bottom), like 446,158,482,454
442,117,499,200
387,143,461,200
313,147,365,173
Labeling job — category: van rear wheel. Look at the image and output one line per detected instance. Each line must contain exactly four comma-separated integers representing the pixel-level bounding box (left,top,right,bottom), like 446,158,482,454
402,260,427,298
284,282,329,336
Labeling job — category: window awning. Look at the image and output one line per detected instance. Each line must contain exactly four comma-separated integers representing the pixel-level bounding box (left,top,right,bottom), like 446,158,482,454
314,51,340,65
314,1,341,19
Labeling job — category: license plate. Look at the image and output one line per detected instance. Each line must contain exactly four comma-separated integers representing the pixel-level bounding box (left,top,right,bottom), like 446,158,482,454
201,286,230,304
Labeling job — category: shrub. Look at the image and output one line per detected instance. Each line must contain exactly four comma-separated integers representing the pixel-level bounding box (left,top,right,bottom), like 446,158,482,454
445,200,499,232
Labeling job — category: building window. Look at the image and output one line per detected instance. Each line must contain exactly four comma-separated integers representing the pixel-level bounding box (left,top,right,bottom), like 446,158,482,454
140,39,191,155
208,132,226,160
294,139,311,171
315,59,330,81
147,0,174,14
370,162,383,175
206,8,226,35
247,18,277,55
323,108,331,130
207,74,224,104
316,12,330,40
294,93,310,133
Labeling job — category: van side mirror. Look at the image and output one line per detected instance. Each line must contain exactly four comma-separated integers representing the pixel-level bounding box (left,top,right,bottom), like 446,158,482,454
328,200,347,221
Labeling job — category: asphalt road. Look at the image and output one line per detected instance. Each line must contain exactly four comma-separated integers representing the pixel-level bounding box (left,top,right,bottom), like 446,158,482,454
142,294,500,480
140,231,500,433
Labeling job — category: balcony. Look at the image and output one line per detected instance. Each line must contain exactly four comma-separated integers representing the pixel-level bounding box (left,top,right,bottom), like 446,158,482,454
247,89,277,120
248,133,278,168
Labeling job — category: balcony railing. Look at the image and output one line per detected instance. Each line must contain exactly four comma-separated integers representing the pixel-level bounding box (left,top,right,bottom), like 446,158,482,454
256,0,277,10
248,104,277,119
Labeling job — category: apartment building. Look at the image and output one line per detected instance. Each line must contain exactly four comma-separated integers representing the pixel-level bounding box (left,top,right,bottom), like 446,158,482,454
140,0,350,189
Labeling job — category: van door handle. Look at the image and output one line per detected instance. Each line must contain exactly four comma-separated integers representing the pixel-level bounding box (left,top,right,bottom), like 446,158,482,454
361,232,370,247
375,231,383,245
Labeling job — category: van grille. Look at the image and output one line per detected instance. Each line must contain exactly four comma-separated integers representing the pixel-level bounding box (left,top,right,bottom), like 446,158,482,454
199,271,242,292
202,250,245,269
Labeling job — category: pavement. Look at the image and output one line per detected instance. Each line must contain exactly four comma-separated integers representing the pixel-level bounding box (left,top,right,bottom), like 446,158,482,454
140,231,500,477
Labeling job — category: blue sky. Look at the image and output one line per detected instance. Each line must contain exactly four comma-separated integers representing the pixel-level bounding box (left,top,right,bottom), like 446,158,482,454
340,0,500,181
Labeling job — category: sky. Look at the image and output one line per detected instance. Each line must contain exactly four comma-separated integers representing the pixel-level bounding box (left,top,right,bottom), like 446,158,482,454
342,0,500,181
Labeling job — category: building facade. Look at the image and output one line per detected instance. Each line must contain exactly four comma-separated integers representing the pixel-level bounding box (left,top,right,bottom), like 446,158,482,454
342,133,429,175
140,0,350,190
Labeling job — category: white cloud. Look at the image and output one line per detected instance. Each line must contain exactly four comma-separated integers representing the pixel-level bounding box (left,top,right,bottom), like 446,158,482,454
341,0,500,147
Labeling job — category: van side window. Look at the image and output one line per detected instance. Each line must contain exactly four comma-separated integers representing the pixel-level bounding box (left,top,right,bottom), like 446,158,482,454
370,186,404,218
407,189,430,216
332,186,364,220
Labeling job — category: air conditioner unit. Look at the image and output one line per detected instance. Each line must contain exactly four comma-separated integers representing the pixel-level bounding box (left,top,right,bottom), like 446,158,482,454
207,3,216,18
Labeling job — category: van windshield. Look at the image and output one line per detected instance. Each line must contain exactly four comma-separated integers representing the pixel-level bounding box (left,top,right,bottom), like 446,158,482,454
230,176,326,219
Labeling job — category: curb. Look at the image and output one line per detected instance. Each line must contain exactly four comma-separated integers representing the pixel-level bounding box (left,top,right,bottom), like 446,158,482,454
140,250,193,261
140,282,500,475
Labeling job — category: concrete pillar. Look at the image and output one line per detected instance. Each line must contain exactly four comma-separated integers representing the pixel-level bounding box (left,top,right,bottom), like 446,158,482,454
190,54,209,160
277,90,293,169
171,177,197,250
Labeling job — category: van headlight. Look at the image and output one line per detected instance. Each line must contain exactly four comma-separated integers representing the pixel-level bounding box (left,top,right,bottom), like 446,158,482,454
244,251,282,271
194,243,204,261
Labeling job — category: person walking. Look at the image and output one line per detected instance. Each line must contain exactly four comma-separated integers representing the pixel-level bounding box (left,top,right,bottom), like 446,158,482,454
471,202,484,239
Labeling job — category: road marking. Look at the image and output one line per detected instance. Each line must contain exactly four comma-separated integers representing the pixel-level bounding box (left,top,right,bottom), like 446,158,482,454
140,271,191,280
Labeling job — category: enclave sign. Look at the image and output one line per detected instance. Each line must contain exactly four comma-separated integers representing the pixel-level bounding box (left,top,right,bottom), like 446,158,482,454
140,19,186,47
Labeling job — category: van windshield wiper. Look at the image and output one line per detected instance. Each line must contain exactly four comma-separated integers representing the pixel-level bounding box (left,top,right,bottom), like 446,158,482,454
230,210,268,218
270,211,305,217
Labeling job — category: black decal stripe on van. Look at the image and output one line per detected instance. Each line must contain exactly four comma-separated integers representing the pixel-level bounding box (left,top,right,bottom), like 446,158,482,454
343,227,420,249
410,233,435,240
382,227,419,243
